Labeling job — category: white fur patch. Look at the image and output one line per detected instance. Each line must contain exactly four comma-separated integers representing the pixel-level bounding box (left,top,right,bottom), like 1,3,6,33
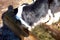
46,9,60,25
53,12,60,23
46,9,53,25
16,5,32,31
16,5,26,18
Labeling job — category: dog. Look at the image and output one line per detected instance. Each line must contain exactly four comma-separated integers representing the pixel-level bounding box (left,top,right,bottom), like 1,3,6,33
16,0,60,31
15,0,50,31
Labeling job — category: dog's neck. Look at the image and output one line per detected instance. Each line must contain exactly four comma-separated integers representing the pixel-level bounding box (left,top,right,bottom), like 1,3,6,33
16,5,32,31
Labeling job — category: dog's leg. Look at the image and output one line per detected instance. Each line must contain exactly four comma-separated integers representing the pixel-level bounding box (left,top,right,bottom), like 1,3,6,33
53,12,60,23
46,9,53,25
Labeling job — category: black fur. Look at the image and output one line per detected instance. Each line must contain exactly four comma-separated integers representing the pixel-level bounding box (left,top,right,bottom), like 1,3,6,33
49,0,60,13
21,0,48,26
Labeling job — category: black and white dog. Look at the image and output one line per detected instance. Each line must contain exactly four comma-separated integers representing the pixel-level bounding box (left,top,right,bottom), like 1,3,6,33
15,0,60,31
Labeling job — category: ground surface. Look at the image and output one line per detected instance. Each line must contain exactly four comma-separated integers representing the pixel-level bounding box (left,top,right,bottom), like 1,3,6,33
32,21,60,40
